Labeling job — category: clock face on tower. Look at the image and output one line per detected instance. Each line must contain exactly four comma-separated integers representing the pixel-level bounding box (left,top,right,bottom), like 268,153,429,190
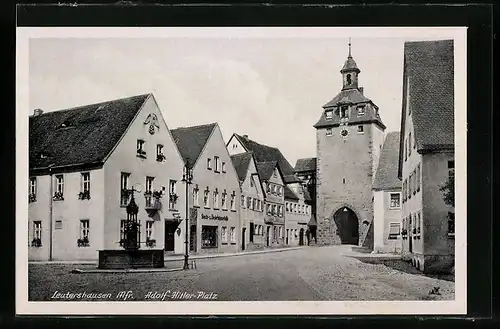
340,128,349,138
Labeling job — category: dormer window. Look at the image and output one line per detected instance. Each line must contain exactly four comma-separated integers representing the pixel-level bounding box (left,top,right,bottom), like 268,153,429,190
340,106,349,119
357,106,365,116
59,120,73,129
325,110,333,120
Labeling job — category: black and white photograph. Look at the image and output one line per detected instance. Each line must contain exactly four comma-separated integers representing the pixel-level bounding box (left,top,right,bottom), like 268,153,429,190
16,26,467,315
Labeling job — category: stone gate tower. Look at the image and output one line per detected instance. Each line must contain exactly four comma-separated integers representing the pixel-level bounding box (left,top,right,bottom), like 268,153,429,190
314,40,386,248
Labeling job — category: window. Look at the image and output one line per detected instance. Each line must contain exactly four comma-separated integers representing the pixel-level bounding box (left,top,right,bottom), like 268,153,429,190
55,174,64,193
389,193,401,209
222,162,226,173
145,176,155,207
81,172,90,192
241,195,245,208
207,158,212,170
340,106,348,119
403,180,407,202
408,173,413,199
416,164,421,192
120,220,126,242
156,144,165,162
346,74,352,85
412,169,417,195
267,204,271,215
408,133,412,156
388,223,400,240
230,192,236,211
221,226,228,243
80,220,90,246
230,227,236,243
137,139,146,157
252,198,256,211
31,220,42,247
416,212,421,238
29,177,37,202
448,212,455,237
213,189,219,209
325,110,333,120
326,128,333,136
214,156,220,172
146,221,154,239
201,226,218,248
167,180,177,209
55,220,62,229
193,185,199,207
357,106,365,116
120,172,130,206
221,190,227,210
247,196,252,210
204,188,210,208
357,125,364,134
286,202,290,212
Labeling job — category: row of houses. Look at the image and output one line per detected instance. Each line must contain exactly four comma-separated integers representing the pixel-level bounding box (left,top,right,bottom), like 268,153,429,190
28,95,315,261
292,39,455,274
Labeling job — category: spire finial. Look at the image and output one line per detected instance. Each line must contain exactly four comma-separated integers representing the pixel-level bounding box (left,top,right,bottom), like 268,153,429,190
348,37,352,57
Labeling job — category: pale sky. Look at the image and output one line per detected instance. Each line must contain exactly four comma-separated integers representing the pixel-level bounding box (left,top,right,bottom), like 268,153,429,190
28,28,463,166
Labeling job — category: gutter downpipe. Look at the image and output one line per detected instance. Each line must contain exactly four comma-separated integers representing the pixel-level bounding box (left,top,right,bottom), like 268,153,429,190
48,164,55,261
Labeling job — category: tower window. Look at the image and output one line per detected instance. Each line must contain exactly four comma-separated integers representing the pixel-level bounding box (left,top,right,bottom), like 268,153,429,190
357,125,364,134
346,74,352,85
342,178,346,184
325,110,333,120
357,106,365,116
326,128,333,136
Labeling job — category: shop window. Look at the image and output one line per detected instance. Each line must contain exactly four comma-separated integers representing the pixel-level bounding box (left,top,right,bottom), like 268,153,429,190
201,226,218,248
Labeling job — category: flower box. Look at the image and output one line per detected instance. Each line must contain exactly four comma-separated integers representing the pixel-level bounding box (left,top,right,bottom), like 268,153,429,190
78,190,91,200
156,154,166,162
28,194,37,203
31,238,42,247
169,194,179,204
136,150,147,158
77,236,90,247
146,238,156,248
52,191,64,201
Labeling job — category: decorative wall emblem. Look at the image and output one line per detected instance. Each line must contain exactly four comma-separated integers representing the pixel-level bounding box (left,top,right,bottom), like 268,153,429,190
144,113,160,135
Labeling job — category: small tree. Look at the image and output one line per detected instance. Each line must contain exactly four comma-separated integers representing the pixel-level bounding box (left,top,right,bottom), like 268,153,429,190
440,174,455,207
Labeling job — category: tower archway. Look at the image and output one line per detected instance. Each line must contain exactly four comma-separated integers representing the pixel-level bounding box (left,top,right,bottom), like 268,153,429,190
333,206,359,245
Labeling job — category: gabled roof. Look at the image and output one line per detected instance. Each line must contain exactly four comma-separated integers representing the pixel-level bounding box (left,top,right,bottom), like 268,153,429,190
284,185,299,200
295,157,317,173
230,152,254,182
398,40,454,177
232,133,300,183
255,161,280,181
29,93,151,173
373,132,401,191
170,123,217,166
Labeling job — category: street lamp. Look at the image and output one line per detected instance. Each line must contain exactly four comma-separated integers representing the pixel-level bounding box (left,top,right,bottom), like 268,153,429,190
181,159,193,270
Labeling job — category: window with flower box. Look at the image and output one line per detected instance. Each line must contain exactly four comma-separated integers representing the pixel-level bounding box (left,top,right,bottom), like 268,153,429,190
156,144,165,162
389,192,401,209
53,174,64,201
78,220,90,247
79,172,91,200
29,177,37,203
31,221,42,247
145,176,155,207
136,139,146,158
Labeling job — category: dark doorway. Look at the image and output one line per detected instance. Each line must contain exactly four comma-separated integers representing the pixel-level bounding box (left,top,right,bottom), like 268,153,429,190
299,228,304,246
189,224,196,252
249,223,254,243
266,226,270,246
165,222,176,252
242,227,246,251
333,207,359,245
286,229,289,245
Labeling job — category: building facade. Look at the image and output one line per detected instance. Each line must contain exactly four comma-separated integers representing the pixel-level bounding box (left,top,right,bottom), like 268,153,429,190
314,44,386,249
230,152,266,251
372,132,402,254
171,123,241,254
28,94,186,261
398,40,455,274
294,158,318,241
284,184,311,246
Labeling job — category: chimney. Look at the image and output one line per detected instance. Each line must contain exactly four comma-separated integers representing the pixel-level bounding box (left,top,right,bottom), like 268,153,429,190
358,87,364,95
33,108,43,116
243,134,249,139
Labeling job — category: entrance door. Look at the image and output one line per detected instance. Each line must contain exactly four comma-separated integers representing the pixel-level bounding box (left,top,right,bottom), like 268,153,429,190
249,223,254,243
299,228,304,246
242,227,246,251
266,226,270,246
333,207,359,245
164,222,176,252
189,224,197,252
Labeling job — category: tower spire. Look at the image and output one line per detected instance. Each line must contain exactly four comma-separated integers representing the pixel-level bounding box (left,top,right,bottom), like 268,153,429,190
348,37,352,58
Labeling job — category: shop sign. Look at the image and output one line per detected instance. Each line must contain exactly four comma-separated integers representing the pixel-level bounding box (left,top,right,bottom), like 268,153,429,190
201,214,229,221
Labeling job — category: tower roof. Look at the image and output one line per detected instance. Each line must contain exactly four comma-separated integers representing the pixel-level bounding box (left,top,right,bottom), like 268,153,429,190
341,38,360,73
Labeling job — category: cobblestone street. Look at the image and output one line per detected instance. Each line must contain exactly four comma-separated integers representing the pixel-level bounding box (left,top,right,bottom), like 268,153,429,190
29,246,454,301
